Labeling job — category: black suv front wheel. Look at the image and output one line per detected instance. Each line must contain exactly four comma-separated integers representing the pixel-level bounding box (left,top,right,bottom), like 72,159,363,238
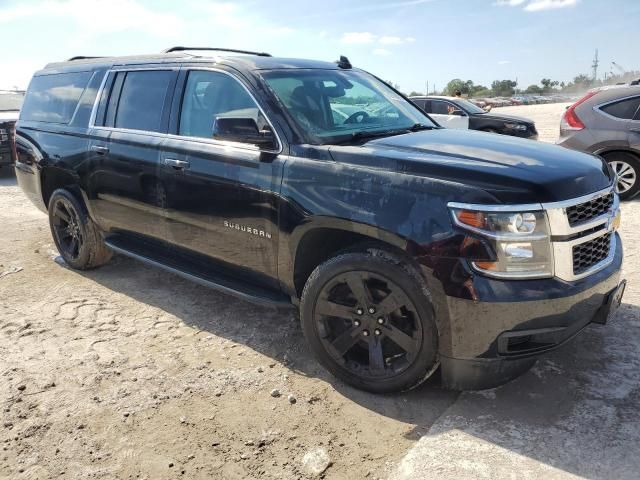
300,249,438,393
48,189,112,270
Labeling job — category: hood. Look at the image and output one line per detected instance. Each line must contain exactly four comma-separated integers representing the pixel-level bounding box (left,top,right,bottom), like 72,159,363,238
474,112,533,124
328,128,612,203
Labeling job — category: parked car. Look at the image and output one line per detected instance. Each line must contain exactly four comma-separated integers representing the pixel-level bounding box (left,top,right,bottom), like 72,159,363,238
558,83,640,200
0,90,23,168
410,95,538,139
15,48,624,392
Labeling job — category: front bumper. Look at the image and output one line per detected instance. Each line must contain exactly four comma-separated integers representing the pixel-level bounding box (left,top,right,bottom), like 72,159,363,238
439,233,623,390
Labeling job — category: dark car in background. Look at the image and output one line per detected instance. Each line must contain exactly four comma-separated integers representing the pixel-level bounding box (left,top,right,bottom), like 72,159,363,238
0,90,24,168
558,82,640,200
410,95,538,139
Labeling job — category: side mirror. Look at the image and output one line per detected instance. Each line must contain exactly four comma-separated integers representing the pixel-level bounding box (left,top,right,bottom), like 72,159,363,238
452,109,465,116
213,117,276,149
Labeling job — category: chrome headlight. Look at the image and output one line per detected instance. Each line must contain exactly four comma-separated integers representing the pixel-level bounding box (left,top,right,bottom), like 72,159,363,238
449,206,554,279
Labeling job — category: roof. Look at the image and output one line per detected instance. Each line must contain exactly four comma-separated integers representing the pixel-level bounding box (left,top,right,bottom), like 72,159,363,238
41,51,342,74
409,95,459,100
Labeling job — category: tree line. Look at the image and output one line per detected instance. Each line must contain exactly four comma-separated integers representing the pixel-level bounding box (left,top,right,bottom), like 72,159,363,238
406,70,640,98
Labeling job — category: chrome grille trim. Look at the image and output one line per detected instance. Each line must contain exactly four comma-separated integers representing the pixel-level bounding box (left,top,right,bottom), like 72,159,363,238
546,186,618,281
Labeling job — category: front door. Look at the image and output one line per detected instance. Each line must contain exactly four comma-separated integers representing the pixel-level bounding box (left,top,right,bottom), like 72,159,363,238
160,68,284,288
427,99,469,129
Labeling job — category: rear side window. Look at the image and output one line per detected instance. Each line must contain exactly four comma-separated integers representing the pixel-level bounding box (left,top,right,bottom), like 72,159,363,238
113,71,173,132
600,96,640,120
21,72,92,124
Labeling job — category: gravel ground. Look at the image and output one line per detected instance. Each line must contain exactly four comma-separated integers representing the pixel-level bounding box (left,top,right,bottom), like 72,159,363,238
1,103,638,480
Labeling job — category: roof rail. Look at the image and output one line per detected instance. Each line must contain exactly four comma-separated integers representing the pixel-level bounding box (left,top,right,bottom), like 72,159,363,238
162,46,272,57
67,56,104,61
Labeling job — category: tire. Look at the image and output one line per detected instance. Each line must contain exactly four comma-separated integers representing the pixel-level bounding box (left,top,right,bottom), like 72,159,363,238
300,248,438,393
48,188,112,270
603,152,640,201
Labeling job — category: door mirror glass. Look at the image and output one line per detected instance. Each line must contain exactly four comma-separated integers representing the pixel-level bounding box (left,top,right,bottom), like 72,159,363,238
213,116,276,148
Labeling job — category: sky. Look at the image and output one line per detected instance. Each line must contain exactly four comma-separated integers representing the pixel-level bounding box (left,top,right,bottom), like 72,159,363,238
0,0,638,93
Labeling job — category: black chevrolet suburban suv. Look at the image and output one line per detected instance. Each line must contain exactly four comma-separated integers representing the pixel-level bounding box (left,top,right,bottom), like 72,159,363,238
14,48,625,392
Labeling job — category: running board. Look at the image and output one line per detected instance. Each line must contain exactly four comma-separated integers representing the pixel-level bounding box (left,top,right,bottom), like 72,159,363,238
104,236,292,308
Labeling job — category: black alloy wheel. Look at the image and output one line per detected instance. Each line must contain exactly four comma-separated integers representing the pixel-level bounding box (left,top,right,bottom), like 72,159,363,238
51,196,84,261
314,271,422,381
300,250,438,393
48,189,112,270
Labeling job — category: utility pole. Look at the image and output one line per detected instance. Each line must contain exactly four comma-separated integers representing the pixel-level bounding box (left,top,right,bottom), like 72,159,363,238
592,49,599,82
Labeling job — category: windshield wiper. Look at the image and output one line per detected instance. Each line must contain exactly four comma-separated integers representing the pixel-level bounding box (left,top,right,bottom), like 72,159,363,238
407,123,435,131
336,124,434,145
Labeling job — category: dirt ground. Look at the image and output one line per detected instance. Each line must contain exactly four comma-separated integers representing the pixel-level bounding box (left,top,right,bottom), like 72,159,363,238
1,103,638,480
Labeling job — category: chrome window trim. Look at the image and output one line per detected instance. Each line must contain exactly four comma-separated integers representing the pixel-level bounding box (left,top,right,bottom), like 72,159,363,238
88,66,283,155
447,185,619,282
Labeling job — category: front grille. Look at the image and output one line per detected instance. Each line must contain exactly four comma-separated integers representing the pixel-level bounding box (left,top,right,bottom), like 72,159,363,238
573,232,611,274
566,192,614,226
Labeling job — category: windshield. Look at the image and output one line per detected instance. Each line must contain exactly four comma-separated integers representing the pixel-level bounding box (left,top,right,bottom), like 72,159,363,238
0,92,24,112
262,69,435,144
455,98,486,114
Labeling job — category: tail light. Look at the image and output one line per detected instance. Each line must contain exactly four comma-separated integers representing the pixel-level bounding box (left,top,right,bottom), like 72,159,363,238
561,90,598,131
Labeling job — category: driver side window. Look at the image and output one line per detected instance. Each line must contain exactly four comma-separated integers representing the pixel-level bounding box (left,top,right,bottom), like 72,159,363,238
179,70,261,139
431,100,456,115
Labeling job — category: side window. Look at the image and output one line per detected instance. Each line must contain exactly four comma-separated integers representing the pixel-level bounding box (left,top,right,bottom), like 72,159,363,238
179,70,260,139
600,96,640,120
412,99,427,110
430,100,454,115
110,70,173,132
21,71,93,124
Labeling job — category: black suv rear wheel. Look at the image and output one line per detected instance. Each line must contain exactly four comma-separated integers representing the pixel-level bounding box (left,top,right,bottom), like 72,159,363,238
300,249,438,393
604,152,640,200
48,189,112,270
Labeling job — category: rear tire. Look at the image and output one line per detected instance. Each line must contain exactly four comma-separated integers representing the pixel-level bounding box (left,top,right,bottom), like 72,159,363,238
300,248,438,393
48,189,112,270
604,152,640,200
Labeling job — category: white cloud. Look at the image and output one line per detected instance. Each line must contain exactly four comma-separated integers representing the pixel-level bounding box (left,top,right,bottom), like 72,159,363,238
405,37,417,43
341,32,378,44
524,0,579,11
0,0,184,37
498,60,511,64
379,36,404,45
373,48,391,56
494,0,580,11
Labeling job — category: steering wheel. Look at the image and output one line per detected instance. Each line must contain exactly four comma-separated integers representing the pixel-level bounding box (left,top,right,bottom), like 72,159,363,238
344,111,370,124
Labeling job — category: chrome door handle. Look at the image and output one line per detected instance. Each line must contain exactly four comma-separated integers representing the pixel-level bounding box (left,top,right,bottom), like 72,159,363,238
164,158,190,169
91,145,109,155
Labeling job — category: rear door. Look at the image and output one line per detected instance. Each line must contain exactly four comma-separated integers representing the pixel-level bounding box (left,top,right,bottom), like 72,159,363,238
87,68,178,240
627,96,640,151
426,99,469,129
159,68,284,288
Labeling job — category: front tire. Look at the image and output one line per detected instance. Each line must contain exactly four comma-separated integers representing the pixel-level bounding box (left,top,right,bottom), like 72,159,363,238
300,248,438,393
604,152,640,200
48,189,112,270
